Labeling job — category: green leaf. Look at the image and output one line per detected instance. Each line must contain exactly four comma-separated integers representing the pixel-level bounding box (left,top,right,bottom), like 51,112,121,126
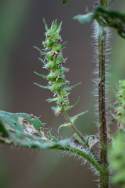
74,6,125,39
109,131,125,185
0,120,8,137
58,111,88,132
62,0,70,4
0,111,104,175
94,6,125,39
70,111,88,124
0,111,47,146
73,13,94,24
114,80,125,125
58,122,71,132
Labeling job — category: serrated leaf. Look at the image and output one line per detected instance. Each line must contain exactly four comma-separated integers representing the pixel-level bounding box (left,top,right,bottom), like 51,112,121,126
0,111,104,174
1,111,46,141
0,111,58,148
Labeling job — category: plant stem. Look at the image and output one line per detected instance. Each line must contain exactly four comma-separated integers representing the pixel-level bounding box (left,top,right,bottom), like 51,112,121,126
49,140,105,174
63,112,89,148
98,0,109,188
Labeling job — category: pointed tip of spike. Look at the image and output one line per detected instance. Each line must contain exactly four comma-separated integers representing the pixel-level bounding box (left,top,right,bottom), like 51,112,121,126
43,18,48,31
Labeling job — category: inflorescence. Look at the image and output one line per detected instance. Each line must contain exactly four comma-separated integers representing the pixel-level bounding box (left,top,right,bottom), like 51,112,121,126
35,21,72,115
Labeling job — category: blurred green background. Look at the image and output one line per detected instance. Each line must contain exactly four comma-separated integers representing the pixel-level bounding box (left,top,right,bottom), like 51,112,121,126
0,0,124,187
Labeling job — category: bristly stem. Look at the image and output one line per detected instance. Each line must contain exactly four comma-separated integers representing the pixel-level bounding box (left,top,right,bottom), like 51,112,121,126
98,0,109,188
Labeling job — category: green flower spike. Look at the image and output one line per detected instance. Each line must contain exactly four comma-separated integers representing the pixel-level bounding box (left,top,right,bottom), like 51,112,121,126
35,21,73,115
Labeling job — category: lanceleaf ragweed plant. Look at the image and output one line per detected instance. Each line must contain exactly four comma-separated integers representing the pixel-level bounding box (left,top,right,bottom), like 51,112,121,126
1,0,125,188
34,20,87,143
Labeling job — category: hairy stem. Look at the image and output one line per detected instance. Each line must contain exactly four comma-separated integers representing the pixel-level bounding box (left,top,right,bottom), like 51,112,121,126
49,140,105,174
98,27,109,188
98,0,109,188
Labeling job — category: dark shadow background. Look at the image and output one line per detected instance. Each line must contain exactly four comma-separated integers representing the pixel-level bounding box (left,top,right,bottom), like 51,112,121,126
0,0,124,187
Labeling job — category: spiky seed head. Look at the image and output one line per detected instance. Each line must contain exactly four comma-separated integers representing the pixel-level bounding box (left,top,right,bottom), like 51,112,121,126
35,20,72,115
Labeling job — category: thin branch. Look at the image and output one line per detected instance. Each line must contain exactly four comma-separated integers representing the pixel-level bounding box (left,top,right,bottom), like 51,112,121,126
63,112,89,148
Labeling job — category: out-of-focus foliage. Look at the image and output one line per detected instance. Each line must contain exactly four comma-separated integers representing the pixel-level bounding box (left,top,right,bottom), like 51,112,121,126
115,80,125,125
109,132,125,187
62,0,70,5
0,0,30,108
112,2,125,88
